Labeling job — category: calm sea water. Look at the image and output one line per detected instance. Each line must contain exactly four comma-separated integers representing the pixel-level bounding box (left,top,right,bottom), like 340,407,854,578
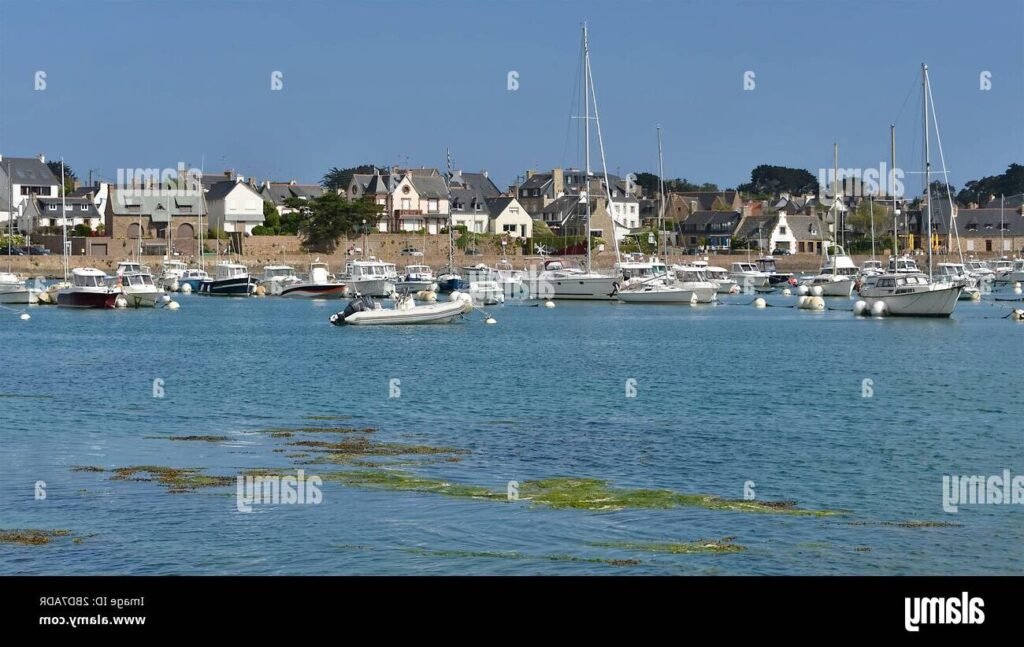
1,290,1022,574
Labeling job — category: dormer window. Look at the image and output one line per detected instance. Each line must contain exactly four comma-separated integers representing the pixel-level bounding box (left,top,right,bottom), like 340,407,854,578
48,204,57,211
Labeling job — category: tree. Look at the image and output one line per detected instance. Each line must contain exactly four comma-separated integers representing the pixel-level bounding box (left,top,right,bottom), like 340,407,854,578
955,164,1024,206
846,199,891,240
72,224,92,237
928,180,956,200
633,172,718,195
531,218,553,237
262,201,281,231
45,160,77,195
737,165,818,196
286,193,382,252
322,164,377,193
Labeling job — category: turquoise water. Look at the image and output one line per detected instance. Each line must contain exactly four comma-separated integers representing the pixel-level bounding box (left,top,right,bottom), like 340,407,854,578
1,292,1022,574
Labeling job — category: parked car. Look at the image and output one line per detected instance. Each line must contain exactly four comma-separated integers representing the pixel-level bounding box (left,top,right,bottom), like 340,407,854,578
771,248,793,256
0,246,25,255
20,245,51,255
400,247,424,257
464,248,483,256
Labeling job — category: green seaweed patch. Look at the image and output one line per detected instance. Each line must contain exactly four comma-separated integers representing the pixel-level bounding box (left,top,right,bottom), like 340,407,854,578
266,426,376,435
591,537,744,554
402,546,641,566
164,435,231,442
284,453,310,459
0,529,72,546
289,438,468,463
519,478,834,515
109,466,234,492
321,470,505,500
843,520,962,529
71,466,106,473
270,432,294,438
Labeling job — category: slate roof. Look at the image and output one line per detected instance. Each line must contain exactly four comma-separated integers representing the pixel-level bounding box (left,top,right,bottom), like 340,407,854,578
734,215,779,240
931,200,1024,236
409,174,449,200
31,196,101,219
785,214,825,241
450,186,488,215
0,157,59,187
109,188,204,223
486,197,515,218
680,210,741,233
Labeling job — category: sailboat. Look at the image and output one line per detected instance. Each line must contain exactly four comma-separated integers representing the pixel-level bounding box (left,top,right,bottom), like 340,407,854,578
859,64,961,316
529,23,619,300
1,162,37,304
802,145,856,297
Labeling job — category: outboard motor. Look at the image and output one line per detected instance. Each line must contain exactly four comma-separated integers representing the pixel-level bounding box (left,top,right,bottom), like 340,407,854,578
330,297,370,325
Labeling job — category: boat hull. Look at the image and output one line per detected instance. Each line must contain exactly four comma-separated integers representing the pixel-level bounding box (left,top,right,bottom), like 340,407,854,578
280,283,348,299
56,289,117,309
121,288,165,308
338,301,469,325
862,285,962,317
347,279,395,298
0,286,37,305
197,277,258,296
529,275,618,300
816,279,855,297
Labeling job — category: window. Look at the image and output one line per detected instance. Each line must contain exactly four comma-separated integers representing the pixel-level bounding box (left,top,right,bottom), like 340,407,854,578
630,205,636,214
503,224,516,233
80,204,89,211
510,207,519,214
474,203,481,212
428,199,438,213
779,226,786,234
402,185,410,194
48,204,57,211
401,198,411,210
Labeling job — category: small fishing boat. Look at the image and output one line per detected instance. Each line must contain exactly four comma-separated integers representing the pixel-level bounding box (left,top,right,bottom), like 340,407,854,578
259,265,303,295
395,264,438,293
330,293,472,326
178,268,209,292
469,279,504,305
57,268,118,309
280,261,347,299
117,270,165,308
0,272,38,305
689,261,738,294
198,261,258,296
157,260,188,291
338,259,395,297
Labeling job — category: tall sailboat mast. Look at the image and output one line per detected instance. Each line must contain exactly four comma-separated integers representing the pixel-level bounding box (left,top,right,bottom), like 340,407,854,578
891,125,898,259
922,63,933,280
446,147,454,271
583,23,592,271
657,125,665,259
7,161,13,271
61,158,69,282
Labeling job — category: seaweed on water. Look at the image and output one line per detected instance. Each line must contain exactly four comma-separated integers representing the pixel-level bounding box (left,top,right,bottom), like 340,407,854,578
401,546,642,566
0,529,73,546
109,466,234,492
590,537,744,554
71,466,106,473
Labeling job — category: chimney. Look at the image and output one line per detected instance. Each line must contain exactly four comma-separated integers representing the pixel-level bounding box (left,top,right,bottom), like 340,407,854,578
526,169,536,179
38,153,45,164
482,170,488,178
552,168,564,196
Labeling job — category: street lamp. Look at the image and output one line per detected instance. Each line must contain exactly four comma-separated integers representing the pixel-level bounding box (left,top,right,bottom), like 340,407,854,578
361,219,367,259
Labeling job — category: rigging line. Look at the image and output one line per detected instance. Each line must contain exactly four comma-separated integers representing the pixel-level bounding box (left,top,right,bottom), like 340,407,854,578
925,72,964,263
891,74,919,127
560,34,584,171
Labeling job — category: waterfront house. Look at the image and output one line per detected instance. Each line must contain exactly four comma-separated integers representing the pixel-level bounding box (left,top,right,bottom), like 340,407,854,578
348,167,450,234
106,186,204,255
259,179,325,215
786,214,825,254
0,154,60,227
678,210,742,250
21,195,102,233
204,180,265,235
931,200,1024,255
486,197,532,238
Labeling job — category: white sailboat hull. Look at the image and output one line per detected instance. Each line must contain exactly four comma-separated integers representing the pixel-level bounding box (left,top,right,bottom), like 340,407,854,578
818,278,855,297
339,299,470,325
0,285,37,304
862,285,962,317
530,274,618,300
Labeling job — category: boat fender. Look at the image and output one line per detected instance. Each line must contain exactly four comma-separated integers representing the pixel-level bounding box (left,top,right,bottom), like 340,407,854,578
753,297,766,308
609,281,619,296
853,300,868,316
870,300,888,317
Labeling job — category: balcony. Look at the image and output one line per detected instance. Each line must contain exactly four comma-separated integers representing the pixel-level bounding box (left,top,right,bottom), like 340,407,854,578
394,209,423,218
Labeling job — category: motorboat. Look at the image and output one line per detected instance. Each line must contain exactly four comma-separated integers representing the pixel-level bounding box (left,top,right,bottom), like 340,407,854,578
801,244,858,297
728,261,771,291
338,259,396,297
755,256,795,286
117,269,165,307
526,258,618,300
671,267,717,303
935,263,981,300
436,267,469,293
860,260,884,277
493,259,525,300
157,260,188,291
330,293,472,326
178,268,209,292
689,261,738,294
280,261,347,299
0,272,38,305
197,261,258,296
259,265,303,295
991,257,1014,281
468,279,504,305
56,268,117,309
858,272,962,317
395,264,438,293
888,255,921,274
616,278,696,304
616,256,669,282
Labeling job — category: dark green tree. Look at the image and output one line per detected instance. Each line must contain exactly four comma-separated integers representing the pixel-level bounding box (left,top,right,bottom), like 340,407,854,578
286,193,382,252
955,164,1024,206
262,201,281,231
322,164,377,192
45,160,77,195
737,165,818,196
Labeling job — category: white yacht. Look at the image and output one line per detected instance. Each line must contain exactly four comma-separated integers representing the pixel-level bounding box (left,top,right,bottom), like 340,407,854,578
888,255,921,274
1009,258,1024,283
118,270,165,308
935,263,980,300
338,259,396,297
396,264,438,293
197,261,258,296
801,244,858,297
860,260,884,277
468,279,504,305
527,258,619,300
281,261,347,299
688,261,738,294
859,273,962,317
728,262,771,291
157,260,188,291
991,257,1014,281
259,265,303,295
0,272,38,305
493,259,525,299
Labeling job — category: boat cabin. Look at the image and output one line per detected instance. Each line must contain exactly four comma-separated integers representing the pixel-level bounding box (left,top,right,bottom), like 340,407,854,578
71,268,109,287
213,262,249,280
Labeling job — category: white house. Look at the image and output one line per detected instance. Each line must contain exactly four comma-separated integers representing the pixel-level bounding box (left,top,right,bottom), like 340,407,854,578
0,154,60,226
204,180,265,234
486,197,532,238
22,195,102,233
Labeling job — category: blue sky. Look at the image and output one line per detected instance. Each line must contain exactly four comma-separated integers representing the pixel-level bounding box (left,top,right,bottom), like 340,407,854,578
1,0,1021,193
